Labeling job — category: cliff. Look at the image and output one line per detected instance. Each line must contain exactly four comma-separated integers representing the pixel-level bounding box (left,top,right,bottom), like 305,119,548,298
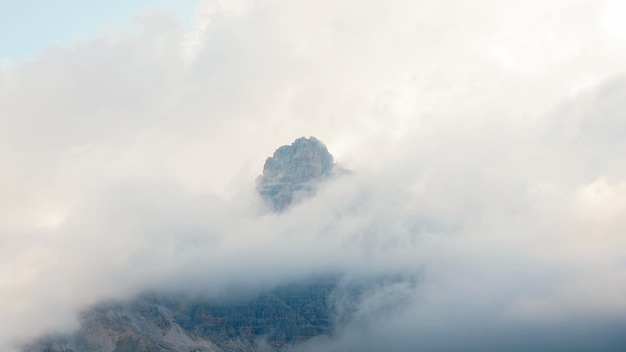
256,137,338,211
25,280,338,352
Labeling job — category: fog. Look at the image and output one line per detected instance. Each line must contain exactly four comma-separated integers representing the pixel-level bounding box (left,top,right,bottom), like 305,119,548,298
1,0,626,350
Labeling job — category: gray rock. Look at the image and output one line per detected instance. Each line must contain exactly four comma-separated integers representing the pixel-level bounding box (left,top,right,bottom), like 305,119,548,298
256,137,338,211
23,279,339,352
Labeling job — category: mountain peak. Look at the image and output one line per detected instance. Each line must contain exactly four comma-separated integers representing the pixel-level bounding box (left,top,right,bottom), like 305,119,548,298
257,137,335,211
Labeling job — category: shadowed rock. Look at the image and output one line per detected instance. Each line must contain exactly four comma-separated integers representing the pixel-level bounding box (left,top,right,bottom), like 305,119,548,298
23,279,340,352
256,137,338,211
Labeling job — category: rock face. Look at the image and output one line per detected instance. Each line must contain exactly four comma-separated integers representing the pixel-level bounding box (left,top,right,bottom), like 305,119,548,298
24,275,410,352
24,280,338,352
257,137,336,211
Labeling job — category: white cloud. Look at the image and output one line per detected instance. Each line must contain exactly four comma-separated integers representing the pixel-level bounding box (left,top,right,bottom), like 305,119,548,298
1,0,626,350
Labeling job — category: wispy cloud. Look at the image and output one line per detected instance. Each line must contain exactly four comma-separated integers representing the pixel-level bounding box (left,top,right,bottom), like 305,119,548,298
1,0,626,350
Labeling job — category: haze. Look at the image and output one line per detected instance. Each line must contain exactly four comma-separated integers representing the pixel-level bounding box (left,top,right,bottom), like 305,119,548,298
1,0,626,350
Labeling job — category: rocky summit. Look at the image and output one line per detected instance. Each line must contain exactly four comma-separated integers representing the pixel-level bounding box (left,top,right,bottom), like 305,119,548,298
257,137,336,211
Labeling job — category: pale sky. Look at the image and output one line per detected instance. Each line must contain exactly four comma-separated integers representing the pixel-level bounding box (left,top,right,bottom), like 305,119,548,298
1,1,626,351
0,0,196,61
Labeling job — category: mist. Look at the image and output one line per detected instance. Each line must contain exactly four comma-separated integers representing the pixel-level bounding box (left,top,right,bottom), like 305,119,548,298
1,0,626,350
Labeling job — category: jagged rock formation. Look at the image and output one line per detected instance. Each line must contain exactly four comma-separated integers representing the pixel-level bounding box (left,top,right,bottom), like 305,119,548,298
257,137,339,211
24,274,412,352
24,280,338,352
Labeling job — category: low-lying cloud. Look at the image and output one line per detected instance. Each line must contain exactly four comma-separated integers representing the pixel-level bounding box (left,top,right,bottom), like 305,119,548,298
1,0,626,350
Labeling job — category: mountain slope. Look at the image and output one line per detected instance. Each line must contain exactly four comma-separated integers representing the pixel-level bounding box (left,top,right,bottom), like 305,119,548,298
28,279,338,352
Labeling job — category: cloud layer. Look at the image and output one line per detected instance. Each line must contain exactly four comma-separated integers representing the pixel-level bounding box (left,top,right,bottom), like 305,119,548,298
1,0,626,350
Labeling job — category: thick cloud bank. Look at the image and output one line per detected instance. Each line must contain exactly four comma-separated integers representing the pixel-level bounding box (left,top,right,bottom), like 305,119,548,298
1,0,626,350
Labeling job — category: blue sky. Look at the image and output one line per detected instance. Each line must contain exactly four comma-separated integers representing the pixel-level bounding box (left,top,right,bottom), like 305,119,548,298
0,0,196,61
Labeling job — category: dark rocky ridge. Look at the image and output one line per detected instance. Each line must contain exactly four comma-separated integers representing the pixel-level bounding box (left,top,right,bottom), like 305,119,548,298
257,137,338,211
27,280,338,352
25,274,413,352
